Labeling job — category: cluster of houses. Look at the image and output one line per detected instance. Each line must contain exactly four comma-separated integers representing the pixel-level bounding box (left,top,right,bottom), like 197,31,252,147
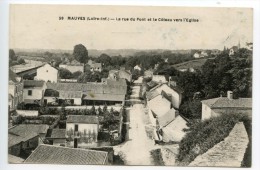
8,60,128,164
9,61,127,109
145,73,252,144
8,123,109,164
145,75,188,143
8,53,252,165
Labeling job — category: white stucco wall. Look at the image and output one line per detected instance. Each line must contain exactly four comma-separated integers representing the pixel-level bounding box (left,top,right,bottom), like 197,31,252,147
44,96,57,104
73,98,82,105
66,123,99,141
23,88,44,100
201,104,212,120
36,64,58,82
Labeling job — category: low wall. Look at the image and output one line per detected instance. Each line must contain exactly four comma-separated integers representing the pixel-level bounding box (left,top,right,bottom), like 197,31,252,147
16,110,39,117
189,122,249,167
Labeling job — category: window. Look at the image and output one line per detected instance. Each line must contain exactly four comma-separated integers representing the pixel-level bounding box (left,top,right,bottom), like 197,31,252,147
28,90,32,96
75,124,78,131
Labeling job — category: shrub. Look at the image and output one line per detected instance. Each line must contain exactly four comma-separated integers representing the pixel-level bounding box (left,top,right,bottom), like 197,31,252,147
178,113,250,165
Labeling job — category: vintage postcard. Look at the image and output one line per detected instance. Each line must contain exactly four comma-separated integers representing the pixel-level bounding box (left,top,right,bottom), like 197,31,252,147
7,4,253,167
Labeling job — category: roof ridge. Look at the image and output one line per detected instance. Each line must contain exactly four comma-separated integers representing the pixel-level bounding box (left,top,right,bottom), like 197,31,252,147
38,144,108,154
210,97,222,108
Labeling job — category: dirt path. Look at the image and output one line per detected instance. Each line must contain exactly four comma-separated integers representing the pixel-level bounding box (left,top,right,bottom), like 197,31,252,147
114,82,156,165
119,104,156,165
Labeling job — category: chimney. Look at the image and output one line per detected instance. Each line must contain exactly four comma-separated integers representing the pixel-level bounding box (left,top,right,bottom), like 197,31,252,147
227,91,233,100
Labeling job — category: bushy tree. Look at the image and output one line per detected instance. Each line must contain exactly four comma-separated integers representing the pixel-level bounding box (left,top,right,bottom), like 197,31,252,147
73,44,88,63
9,49,17,61
96,53,111,66
59,68,73,79
18,58,26,64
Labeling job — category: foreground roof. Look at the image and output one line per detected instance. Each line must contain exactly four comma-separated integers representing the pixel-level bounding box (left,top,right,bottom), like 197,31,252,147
8,154,25,164
67,115,99,124
201,97,252,109
24,145,108,165
8,132,38,147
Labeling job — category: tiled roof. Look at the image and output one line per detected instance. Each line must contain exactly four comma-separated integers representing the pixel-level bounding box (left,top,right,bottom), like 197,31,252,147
157,108,176,127
148,95,171,117
47,81,127,95
162,115,188,142
8,154,25,163
50,129,66,139
24,80,45,88
8,124,49,147
24,145,108,165
59,91,82,99
8,131,38,147
201,97,252,109
67,115,99,124
83,93,125,101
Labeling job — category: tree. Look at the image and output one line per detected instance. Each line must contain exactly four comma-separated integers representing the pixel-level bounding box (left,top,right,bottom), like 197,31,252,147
59,68,73,79
73,44,88,63
96,53,111,66
72,71,83,79
9,49,17,61
18,58,26,64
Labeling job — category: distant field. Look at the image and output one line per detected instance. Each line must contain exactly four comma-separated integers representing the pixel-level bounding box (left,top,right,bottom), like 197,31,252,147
19,55,46,62
172,58,209,70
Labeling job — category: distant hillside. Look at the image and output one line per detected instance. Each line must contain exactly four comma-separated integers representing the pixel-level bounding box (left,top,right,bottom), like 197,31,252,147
172,58,210,70
14,48,195,58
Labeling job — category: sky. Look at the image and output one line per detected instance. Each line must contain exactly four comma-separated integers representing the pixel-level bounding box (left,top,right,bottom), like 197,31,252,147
9,5,253,50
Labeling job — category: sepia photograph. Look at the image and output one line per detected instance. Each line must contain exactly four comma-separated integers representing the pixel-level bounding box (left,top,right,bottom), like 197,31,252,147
4,3,255,168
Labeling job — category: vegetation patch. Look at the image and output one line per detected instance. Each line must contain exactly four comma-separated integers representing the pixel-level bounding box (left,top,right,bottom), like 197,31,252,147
178,113,251,165
150,149,165,166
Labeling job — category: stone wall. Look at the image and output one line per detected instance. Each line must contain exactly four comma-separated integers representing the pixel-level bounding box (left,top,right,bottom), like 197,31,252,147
189,122,249,167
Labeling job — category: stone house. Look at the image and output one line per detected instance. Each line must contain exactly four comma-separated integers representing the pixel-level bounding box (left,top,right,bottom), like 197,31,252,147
35,63,58,83
87,59,102,72
23,80,46,105
148,83,183,109
8,124,49,157
201,91,252,120
66,115,99,148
